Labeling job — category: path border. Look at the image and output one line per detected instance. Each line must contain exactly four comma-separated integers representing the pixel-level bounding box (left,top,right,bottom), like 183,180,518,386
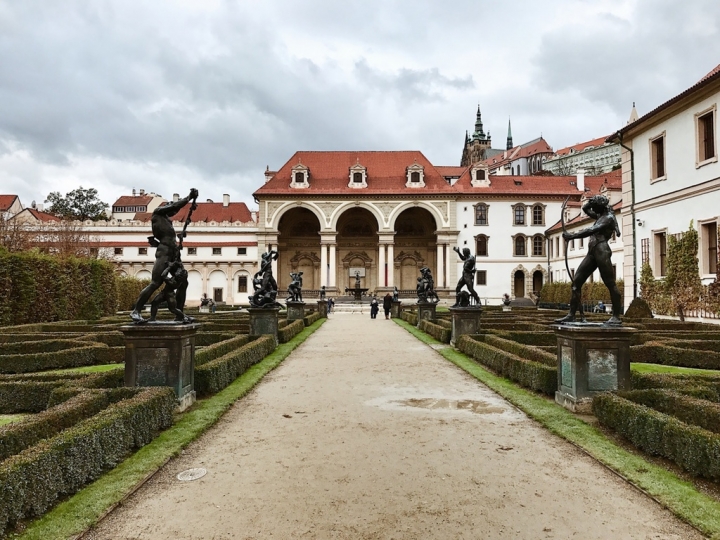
16,319,326,540
395,318,720,539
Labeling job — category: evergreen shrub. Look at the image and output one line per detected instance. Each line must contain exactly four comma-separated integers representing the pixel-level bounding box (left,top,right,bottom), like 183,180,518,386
278,319,304,343
418,320,451,343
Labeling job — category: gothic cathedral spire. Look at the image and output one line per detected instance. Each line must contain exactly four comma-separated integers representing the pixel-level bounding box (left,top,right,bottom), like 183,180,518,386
506,117,513,150
473,104,485,140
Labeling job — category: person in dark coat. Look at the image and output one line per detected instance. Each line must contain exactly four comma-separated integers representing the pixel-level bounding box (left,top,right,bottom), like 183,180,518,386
370,295,379,319
383,293,393,319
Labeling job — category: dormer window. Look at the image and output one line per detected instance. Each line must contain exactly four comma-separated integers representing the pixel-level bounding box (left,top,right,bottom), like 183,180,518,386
470,165,490,187
348,162,368,188
405,162,425,188
290,163,310,189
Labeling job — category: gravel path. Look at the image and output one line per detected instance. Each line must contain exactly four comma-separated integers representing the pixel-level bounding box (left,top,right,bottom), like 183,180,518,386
90,314,701,540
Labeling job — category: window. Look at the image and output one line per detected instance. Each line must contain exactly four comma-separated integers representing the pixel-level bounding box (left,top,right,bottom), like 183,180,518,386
533,236,544,256
532,205,544,226
579,237,584,249
475,204,488,225
476,270,487,285
654,232,667,276
353,172,363,183
237,247,247,255
294,172,305,183
555,237,560,256
410,171,420,183
651,135,665,180
188,247,197,255
570,239,575,250
475,169,485,181
702,221,718,275
212,247,222,255
476,235,488,257
698,110,716,163
138,247,148,255
238,276,248,293
514,205,525,225
514,236,526,256
612,265,617,280
641,238,649,264
114,247,123,255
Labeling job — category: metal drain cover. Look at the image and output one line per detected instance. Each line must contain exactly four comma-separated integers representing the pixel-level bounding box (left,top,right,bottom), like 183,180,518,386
177,468,207,482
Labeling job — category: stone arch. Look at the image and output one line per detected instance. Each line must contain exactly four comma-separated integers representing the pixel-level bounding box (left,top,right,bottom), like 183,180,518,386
330,202,384,231
387,201,443,231
289,251,321,289
187,269,203,304
233,269,251,299
394,250,424,290
341,251,373,290
531,264,547,296
268,201,326,231
208,269,227,303
134,269,152,281
510,264,529,300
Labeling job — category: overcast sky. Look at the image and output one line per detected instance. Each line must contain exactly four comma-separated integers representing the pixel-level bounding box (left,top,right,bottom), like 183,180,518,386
1,0,719,210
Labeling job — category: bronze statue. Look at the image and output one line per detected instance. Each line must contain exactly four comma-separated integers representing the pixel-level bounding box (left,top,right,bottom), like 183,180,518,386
249,249,281,308
555,195,622,326
130,188,198,324
417,266,439,304
354,271,361,289
453,246,480,307
148,261,193,323
320,286,326,300
392,286,399,303
287,271,304,302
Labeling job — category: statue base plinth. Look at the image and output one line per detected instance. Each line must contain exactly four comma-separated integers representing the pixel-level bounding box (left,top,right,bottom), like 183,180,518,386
317,300,328,318
248,307,281,345
391,300,402,319
121,323,200,412
551,324,636,413
286,301,306,321
417,302,437,325
448,306,482,346
502,305,511,312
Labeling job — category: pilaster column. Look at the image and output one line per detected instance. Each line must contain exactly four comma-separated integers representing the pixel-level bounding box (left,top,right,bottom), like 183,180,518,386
378,243,386,287
387,244,394,287
445,245,451,290
436,244,444,289
321,233,338,289
329,244,337,287
320,244,328,288
379,233,395,288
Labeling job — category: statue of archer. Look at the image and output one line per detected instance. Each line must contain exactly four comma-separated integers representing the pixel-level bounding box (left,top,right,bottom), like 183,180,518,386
130,188,198,323
555,195,622,326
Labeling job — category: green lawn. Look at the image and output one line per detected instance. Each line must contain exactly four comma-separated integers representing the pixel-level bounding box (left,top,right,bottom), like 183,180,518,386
0,414,26,427
395,319,720,539
631,363,720,375
46,364,122,375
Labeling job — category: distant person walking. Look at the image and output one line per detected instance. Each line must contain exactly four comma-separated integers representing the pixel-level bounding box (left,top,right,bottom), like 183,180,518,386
383,293,392,320
370,296,379,319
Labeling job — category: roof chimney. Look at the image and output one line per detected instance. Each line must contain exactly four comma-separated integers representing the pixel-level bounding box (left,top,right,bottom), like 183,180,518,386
132,188,136,196
173,193,179,202
139,189,145,196
576,168,585,192
223,194,230,207
264,166,275,183
206,199,213,203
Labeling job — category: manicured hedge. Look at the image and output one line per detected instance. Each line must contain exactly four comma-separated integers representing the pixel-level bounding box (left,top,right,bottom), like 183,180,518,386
0,250,118,327
195,332,236,347
401,311,418,326
304,312,321,326
456,335,557,395
484,330,557,347
278,319,304,344
619,389,720,434
592,393,720,480
0,387,176,535
419,320,451,343
630,342,720,370
435,319,452,330
195,335,251,366
195,336,276,396
0,343,110,374
0,339,93,356
539,280,624,305
116,275,150,312
0,381,67,413
630,371,720,402
482,334,556,367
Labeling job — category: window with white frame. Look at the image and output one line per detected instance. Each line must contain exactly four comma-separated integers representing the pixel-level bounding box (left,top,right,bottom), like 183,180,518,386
697,107,716,164
514,235,527,256
475,203,488,225
405,162,425,188
476,235,488,257
701,221,718,275
654,231,667,276
290,164,310,188
532,204,544,226
532,235,544,256
650,134,666,181
513,205,525,225
348,163,367,188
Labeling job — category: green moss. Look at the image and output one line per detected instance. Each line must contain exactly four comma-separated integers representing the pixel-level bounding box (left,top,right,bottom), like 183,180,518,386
632,363,720,375
394,318,720,537
0,414,25,427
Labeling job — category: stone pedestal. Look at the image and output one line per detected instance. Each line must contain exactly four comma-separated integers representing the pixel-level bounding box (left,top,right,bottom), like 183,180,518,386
248,307,281,345
121,323,200,412
502,305,511,312
286,301,306,321
391,301,402,319
551,324,636,413
317,300,328,318
417,302,437,325
448,306,483,346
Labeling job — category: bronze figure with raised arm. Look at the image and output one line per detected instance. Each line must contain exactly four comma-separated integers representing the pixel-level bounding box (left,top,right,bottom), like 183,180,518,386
130,188,199,323
555,195,622,326
453,246,481,307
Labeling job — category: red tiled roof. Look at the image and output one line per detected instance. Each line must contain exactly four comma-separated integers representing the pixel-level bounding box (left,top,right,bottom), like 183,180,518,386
254,151,457,196
453,171,583,196
26,208,61,222
554,135,610,156
479,138,554,170
583,169,622,195
0,195,19,212
435,166,467,177
610,63,720,141
132,202,254,223
546,201,623,233
113,195,153,207
90,241,257,248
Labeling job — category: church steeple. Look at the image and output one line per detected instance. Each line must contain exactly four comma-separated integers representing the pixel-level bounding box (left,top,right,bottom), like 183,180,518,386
506,117,513,150
472,104,486,140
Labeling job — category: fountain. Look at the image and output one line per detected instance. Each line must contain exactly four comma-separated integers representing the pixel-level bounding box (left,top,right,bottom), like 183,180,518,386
344,271,369,301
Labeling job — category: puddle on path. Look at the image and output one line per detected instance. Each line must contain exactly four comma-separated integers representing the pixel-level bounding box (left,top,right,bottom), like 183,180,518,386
396,397,504,414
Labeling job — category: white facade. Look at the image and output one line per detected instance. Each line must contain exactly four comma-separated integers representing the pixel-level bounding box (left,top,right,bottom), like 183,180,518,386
610,67,720,308
543,141,621,175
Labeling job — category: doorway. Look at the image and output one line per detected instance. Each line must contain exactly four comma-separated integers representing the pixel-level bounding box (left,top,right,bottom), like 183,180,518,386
532,270,543,295
213,288,224,303
513,270,525,299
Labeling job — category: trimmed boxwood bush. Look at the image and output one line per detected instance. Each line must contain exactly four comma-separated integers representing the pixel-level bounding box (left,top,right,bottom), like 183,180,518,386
456,335,556,395
304,312,321,326
484,330,557,347
195,336,276,396
592,393,720,480
630,371,720,402
195,335,251,366
401,311,418,326
0,343,110,374
482,334,555,367
194,332,236,347
0,339,95,356
278,319,304,344
0,387,176,535
0,381,67,413
619,388,720,434
630,342,720,369
419,320,451,343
